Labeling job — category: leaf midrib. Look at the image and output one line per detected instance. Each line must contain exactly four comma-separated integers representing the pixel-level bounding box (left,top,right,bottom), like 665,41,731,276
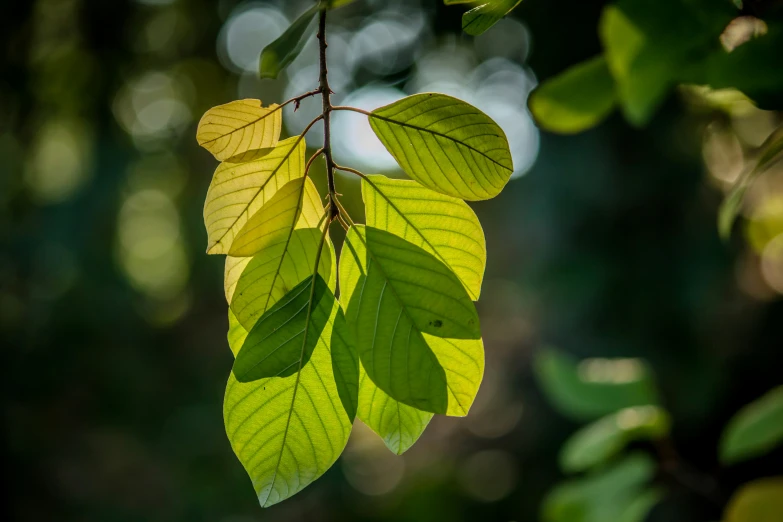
200,104,281,147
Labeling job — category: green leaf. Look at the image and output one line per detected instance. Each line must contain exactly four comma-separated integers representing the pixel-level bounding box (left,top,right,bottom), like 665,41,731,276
196,100,282,161
224,178,326,305
529,56,617,134
598,0,732,126
560,406,671,473
718,126,783,240
358,360,434,455
720,386,783,464
229,177,307,257
362,175,486,300
462,0,524,36
203,135,305,255
533,348,659,421
339,225,484,416
319,0,357,8
369,93,514,201
542,453,660,522
228,308,248,357
224,297,358,507
233,274,332,382
724,477,783,522
259,5,318,80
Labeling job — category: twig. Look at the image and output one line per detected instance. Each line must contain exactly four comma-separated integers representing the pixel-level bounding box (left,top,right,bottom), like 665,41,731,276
317,10,338,220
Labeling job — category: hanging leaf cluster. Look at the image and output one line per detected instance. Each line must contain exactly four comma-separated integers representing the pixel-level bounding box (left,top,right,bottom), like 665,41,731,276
195,4,514,507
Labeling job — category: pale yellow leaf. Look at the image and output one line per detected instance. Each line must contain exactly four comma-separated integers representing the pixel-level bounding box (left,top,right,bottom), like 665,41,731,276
197,100,282,161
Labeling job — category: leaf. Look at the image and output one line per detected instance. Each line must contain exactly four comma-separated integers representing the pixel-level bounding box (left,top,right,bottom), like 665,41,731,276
224,297,358,507
542,453,660,522
560,406,671,473
719,126,783,240
529,56,617,134
228,177,306,257
224,178,326,305
369,93,513,201
203,135,305,255
533,348,660,421
233,274,332,382
196,100,282,161
319,0,357,8
362,174,486,300
723,477,783,522
357,359,433,455
462,0,524,36
720,386,783,465
228,309,248,357
339,225,484,416
259,4,318,80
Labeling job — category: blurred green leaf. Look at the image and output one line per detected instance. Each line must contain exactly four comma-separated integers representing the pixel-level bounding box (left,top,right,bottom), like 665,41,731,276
720,385,783,464
224,297,357,507
723,477,783,522
542,453,661,522
362,175,486,300
718,126,783,240
461,0,524,36
339,225,484,416
560,405,671,473
369,93,514,200
529,56,616,134
533,348,659,421
319,0,357,8
259,4,318,80
599,0,732,126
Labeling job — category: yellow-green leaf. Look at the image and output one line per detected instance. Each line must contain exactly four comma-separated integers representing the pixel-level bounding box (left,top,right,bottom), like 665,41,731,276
224,178,325,304
369,93,513,201
724,477,783,522
720,385,783,464
228,177,306,257
362,175,486,300
224,297,358,507
560,406,671,473
196,100,282,161
529,56,617,134
203,135,305,255
339,225,484,416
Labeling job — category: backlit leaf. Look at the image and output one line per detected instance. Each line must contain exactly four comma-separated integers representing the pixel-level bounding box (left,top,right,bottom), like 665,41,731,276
224,178,326,304
529,56,617,134
196,100,282,161
720,385,783,464
369,93,513,201
362,175,486,300
339,225,483,416
358,359,433,455
462,0,524,36
203,135,305,255
724,477,783,522
560,406,671,473
228,177,306,257
259,4,318,80
224,297,358,507
533,348,660,421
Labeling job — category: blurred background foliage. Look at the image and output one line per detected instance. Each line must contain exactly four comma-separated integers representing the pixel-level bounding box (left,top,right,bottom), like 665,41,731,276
1,0,782,521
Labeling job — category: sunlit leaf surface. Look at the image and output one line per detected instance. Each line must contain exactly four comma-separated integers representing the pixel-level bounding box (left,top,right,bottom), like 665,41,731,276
720,385,783,464
362,175,486,300
369,93,513,201
529,56,617,134
339,225,483,416
224,297,357,507
560,405,670,473
534,348,659,421
197,100,282,161
203,136,305,255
